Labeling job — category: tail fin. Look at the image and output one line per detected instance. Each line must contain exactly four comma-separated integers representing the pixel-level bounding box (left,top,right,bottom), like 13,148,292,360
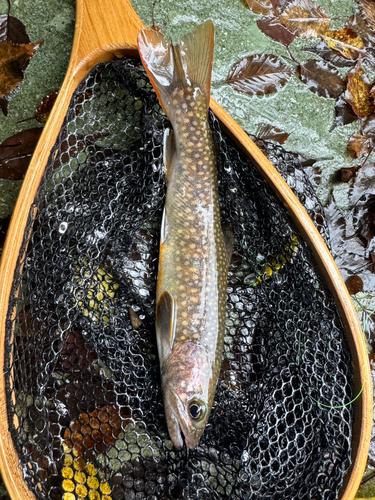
137,21,214,119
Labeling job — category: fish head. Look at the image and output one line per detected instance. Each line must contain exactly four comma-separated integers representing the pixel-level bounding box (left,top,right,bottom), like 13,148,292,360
161,342,213,450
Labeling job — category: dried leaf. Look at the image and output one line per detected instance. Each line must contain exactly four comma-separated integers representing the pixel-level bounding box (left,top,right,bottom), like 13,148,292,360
0,14,29,43
0,40,43,99
35,90,59,123
257,15,295,46
298,59,345,98
0,215,10,257
303,40,356,68
346,14,375,58
340,166,360,182
345,59,374,118
359,0,375,32
278,0,331,39
347,132,373,158
256,123,290,144
322,27,365,60
0,97,8,116
271,0,291,9
330,92,358,130
227,54,294,96
345,275,364,294
363,114,375,136
246,0,275,15
0,127,42,180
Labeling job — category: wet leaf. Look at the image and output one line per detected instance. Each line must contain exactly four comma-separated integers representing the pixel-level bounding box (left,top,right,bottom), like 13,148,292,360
0,127,42,180
227,54,294,96
246,0,275,15
340,166,360,182
257,15,296,46
363,114,375,136
359,0,375,32
347,132,373,158
0,14,29,43
298,59,345,98
345,59,374,118
278,0,331,39
345,275,364,294
330,92,358,130
322,28,365,60
0,40,43,99
35,90,59,123
303,40,357,68
256,123,290,144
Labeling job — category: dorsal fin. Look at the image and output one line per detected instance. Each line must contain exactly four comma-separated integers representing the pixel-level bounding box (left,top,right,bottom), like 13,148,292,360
156,290,176,360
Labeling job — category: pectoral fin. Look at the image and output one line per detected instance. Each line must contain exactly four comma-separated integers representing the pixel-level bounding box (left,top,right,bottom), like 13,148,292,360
163,128,176,179
156,290,176,360
222,224,234,267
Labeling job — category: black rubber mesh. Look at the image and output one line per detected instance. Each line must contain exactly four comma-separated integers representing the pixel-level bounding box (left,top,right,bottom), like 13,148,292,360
4,58,352,500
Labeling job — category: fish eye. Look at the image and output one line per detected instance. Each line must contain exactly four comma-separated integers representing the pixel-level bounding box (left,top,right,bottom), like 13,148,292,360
188,399,206,421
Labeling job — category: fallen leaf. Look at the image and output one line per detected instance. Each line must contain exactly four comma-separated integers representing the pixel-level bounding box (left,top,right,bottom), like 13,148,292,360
346,13,375,57
246,0,275,15
347,132,373,158
345,59,374,118
303,40,357,68
257,15,295,46
129,307,142,329
256,123,290,144
340,166,360,182
227,54,294,96
345,275,364,294
35,90,59,123
359,0,375,32
0,14,29,43
363,114,375,136
322,27,365,60
0,127,42,180
0,40,43,99
278,0,331,39
330,92,359,130
298,59,345,98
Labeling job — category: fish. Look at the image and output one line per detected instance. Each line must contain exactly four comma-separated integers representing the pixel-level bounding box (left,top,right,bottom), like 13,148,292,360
138,21,233,450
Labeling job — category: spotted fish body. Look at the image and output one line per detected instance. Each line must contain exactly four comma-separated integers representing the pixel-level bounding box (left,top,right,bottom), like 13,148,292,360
138,21,232,449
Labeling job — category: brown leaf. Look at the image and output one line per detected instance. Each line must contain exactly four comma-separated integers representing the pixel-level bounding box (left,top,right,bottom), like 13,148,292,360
35,90,59,123
0,14,29,43
363,114,375,136
340,166,360,182
256,123,290,144
322,27,365,60
330,92,359,130
245,0,275,15
257,15,296,46
347,132,373,158
0,127,42,180
298,59,345,98
303,41,357,68
227,54,294,96
359,0,375,32
0,40,43,99
0,215,10,257
345,59,374,118
271,0,291,9
278,0,331,39
0,97,8,116
345,275,363,294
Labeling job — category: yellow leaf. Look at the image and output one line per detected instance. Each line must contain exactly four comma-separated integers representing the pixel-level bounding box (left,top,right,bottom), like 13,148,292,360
322,28,365,60
345,59,374,118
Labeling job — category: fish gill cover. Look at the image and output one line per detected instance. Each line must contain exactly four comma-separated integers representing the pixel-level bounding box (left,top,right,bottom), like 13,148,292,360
4,58,352,500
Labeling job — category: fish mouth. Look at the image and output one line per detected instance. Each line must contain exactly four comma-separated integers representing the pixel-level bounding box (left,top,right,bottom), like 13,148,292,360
164,388,201,450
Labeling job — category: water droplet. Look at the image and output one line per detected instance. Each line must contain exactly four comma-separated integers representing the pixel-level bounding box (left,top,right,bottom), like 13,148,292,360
59,222,68,234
